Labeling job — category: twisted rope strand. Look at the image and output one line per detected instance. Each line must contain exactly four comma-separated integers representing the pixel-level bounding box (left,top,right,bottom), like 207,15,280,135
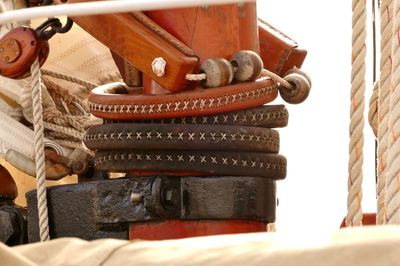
377,0,394,224
346,0,367,227
385,0,400,223
260,69,292,89
266,223,276,232
41,69,98,90
31,58,50,241
42,76,89,113
43,122,85,140
368,81,378,137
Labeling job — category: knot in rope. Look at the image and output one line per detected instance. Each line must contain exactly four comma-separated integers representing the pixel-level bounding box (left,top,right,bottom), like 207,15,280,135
151,57,167,77
42,106,63,122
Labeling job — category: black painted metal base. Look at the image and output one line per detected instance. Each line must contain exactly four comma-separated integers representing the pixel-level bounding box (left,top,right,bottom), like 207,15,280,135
26,175,276,242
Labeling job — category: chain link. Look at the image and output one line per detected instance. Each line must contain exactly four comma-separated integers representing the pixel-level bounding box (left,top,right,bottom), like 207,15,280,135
35,17,73,41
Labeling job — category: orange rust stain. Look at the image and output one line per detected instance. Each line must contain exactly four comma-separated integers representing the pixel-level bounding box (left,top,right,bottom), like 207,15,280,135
356,143,360,160
397,173,400,192
379,154,386,172
352,96,358,110
392,127,397,143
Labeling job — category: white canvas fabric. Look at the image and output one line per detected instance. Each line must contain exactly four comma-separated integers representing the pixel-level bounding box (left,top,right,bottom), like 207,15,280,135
0,14,119,173
0,110,69,159
1,226,400,266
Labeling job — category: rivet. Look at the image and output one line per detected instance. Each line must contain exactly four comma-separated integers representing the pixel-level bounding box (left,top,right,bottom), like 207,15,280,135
5,56,9,62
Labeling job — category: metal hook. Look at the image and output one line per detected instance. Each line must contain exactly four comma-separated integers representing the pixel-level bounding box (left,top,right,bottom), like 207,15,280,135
35,17,62,40
51,17,73,34
72,101,90,116
60,99,72,115
44,141,64,156
35,17,73,41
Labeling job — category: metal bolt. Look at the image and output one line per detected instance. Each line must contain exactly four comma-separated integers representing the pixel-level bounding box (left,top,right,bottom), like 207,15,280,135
4,56,9,62
130,193,142,204
8,40,14,46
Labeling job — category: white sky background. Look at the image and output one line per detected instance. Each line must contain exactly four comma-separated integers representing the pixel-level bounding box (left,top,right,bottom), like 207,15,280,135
257,1,377,235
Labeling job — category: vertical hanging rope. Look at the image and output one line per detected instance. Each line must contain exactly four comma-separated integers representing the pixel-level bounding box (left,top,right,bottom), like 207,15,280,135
266,223,276,232
377,0,394,224
346,0,367,227
385,0,400,224
31,58,50,241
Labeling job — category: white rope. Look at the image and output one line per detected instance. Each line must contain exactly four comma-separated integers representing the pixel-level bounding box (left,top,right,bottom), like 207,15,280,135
385,0,400,224
368,81,378,137
346,0,367,227
184,68,294,89
43,122,85,140
31,58,50,241
41,69,98,90
377,0,394,225
151,57,167,77
260,69,293,90
266,223,276,232
0,0,254,24
185,73,206,81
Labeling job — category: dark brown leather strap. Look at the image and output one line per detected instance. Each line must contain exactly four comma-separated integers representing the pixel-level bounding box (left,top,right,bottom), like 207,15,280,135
94,150,286,179
84,124,279,153
106,105,288,128
88,79,278,120
0,164,17,200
